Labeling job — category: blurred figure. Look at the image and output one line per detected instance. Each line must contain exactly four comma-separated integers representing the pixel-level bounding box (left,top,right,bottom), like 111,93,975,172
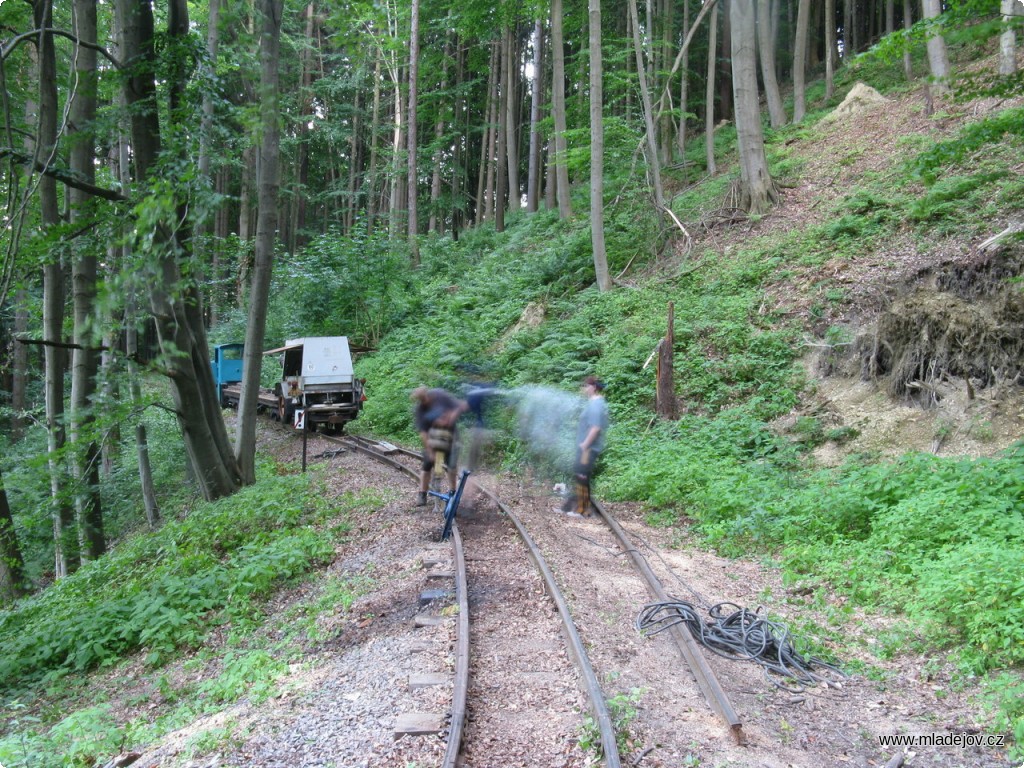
411,387,467,506
513,384,580,478
462,381,499,470
460,380,501,509
563,376,609,517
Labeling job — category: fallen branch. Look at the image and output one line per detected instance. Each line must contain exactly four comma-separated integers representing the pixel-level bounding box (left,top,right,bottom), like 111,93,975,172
978,220,1023,252
658,204,693,250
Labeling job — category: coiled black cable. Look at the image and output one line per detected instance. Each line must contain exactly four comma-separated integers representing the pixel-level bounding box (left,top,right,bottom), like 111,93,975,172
636,600,846,692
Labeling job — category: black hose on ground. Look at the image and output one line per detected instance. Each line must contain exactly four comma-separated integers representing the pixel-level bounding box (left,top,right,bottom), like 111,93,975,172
636,600,847,692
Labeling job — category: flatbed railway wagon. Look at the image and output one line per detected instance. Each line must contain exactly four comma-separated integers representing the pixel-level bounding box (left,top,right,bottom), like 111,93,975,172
212,336,366,433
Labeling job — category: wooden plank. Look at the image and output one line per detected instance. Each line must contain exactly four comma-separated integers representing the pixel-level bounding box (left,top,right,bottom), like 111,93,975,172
408,673,450,690
419,588,451,605
394,712,445,738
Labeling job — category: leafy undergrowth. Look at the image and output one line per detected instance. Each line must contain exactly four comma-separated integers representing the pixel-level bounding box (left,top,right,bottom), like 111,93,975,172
0,465,339,691
0,462,379,767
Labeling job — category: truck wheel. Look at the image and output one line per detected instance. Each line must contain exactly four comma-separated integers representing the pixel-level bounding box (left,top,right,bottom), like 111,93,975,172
278,397,295,425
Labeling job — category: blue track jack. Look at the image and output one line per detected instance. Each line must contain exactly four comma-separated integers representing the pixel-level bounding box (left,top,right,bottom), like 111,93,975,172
430,469,471,541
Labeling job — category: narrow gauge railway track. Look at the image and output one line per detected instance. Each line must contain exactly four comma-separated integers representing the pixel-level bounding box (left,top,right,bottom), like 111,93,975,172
473,481,753,765
270,426,742,759
338,434,623,767
591,499,744,743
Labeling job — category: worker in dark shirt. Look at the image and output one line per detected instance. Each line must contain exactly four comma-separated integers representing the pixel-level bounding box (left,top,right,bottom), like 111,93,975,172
411,387,467,506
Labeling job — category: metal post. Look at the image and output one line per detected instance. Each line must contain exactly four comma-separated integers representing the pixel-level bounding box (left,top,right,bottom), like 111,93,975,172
301,412,308,472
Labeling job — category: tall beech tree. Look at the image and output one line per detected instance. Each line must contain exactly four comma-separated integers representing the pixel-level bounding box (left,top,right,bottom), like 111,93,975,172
407,0,421,254
758,0,787,127
730,0,777,213
32,0,79,577
589,0,609,291
922,0,951,93
1000,0,1018,76
235,0,283,485
10,295,27,440
792,0,810,122
825,0,837,100
627,0,666,212
118,0,243,501
69,0,105,559
705,1,719,175
526,19,544,213
551,0,572,219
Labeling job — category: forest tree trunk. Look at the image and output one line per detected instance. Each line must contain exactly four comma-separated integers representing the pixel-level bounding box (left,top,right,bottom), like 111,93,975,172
119,0,243,501
551,0,572,219
731,0,778,213
758,0,788,127
197,0,219,325
705,2,718,175
407,0,420,257
11,291,27,440
903,0,914,79
675,0,690,158
505,25,520,212
35,0,78,577
429,34,452,233
70,0,105,560
792,0,810,122
0,468,26,603
999,0,1018,76
628,0,666,211
590,0,609,291
527,20,545,213
922,0,950,93
236,0,283,485
825,0,836,100
367,51,382,234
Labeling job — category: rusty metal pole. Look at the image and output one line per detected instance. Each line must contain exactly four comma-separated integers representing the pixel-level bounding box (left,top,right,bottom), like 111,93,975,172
657,301,676,419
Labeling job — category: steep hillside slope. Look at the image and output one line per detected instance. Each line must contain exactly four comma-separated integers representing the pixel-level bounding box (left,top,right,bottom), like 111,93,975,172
690,71,1024,463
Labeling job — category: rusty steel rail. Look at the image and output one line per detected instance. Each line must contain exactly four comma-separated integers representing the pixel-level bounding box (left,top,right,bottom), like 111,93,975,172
342,434,419,477
338,435,469,766
592,500,745,745
475,485,623,768
442,524,470,768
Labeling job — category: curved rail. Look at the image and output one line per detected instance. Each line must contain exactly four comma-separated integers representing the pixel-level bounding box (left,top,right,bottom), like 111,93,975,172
475,485,623,768
592,499,745,744
443,524,470,768
337,435,470,766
